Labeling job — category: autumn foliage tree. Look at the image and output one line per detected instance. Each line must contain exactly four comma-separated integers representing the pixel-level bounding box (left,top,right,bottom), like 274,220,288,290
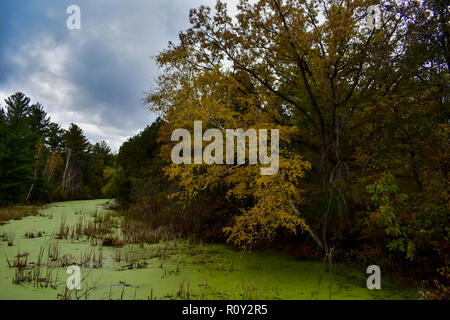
150,46,313,250
148,0,448,269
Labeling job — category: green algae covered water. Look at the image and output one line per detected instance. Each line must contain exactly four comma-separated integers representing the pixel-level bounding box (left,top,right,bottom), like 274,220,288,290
0,199,419,300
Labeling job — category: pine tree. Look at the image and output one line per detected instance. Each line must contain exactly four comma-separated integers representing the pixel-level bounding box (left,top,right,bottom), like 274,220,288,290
0,94,113,203
0,107,9,205
46,123,65,151
29,103,51,139
92,141,112,158
0,93,36,203
60,124,91,197
0,107,7,163
24,103,52,201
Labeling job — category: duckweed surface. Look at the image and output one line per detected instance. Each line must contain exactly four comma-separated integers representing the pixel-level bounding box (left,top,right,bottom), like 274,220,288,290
0,199,419,300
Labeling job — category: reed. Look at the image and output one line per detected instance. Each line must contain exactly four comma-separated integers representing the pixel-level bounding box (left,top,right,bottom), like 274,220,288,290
186,279,191,300
115,249,122,262
56,217,69,239
7,233,15,246
25,231,43,239
178,280,185,297
0,206,38,223
58,287,72,300
47,241,60,262
0,232,15,246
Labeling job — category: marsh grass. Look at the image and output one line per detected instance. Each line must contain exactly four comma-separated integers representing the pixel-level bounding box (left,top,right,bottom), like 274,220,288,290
121,219,170,246
8,249,58,288
1,232,15,246
79,247,103,268
55,217,69,239
25,231,43,239
55,209,176,250
0,206,39,224
57,276,104,300
6,239,104,291
64,211,123,247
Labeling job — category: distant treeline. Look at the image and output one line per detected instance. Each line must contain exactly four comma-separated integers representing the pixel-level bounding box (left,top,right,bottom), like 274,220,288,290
0,92,114,205
103,118,235,242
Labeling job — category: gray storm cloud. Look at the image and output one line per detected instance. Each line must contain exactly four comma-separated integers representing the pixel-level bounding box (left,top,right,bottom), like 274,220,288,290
0,0,240,152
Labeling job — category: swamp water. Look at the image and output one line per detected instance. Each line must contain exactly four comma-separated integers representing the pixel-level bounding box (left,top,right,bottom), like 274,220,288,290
0,199,418,300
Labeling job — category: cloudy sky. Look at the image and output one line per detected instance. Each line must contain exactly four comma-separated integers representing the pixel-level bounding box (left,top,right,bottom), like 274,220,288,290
0,0,239,152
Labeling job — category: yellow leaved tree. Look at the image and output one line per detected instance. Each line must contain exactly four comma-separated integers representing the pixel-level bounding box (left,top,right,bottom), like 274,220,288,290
147,0,435,252
149,67,314,250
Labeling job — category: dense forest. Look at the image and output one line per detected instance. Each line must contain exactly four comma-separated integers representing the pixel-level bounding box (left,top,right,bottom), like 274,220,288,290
0,0,448,300
102,0,449,299
0,92,114,204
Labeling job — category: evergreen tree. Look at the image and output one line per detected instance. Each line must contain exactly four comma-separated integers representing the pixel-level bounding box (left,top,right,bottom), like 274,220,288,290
118,118,162,177
93,141,112,159
0,107,7,163
60,124,91,198
46,123,65,151
0,107,9,205
63,123,90,157
0,93,113,203
0,93,35,203
104,118,164,206
24,103,52,201
29,103,51,139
